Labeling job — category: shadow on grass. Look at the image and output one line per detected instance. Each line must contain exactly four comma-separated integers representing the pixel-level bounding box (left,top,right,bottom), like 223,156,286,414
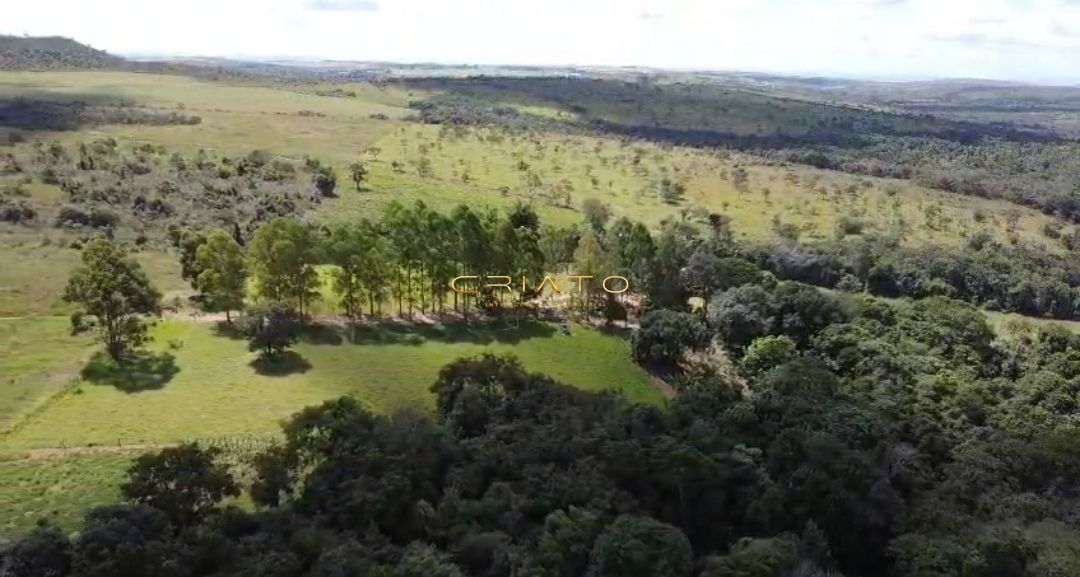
596,324,635,339
249,351,313,377
299,324,344,346
343,319,557,347
211,321,246,341
80,351,180,393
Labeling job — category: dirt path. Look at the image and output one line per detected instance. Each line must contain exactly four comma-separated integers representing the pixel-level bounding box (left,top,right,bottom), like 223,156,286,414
15,443,175,461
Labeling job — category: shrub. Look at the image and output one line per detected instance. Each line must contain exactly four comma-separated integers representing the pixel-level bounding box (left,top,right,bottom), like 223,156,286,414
633,310,711,364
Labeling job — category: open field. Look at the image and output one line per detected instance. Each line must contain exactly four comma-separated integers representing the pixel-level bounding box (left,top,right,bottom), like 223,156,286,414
0,231,186,316
0,313,656,535
0,452,131,537
1,70,1069,250
338,123,1068,249
0,317,658,451
0,316,94,430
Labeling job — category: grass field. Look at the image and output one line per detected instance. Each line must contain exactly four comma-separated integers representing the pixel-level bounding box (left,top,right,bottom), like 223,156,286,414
0,317,95,431
0,231,187,316
1,70,1068,253
0,314,656,536
0,452,131,536
0,317,658,451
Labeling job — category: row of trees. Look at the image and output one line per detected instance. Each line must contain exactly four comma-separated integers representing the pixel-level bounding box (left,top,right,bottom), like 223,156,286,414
177,199,678,324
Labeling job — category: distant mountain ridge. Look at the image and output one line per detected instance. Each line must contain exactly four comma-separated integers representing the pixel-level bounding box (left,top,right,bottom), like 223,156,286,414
0,36,122,70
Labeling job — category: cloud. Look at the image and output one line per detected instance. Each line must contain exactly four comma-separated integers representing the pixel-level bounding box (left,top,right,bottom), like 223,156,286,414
926,31,1049,50
305,0,379,11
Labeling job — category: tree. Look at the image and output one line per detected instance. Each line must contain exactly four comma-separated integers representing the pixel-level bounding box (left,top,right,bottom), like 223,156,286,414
588,515,694,577
581,198,612,234
572,229,609,319
121,444,239,528
0,521,72,577
325,222,372,319
313,165,338,197
172,228,208,288
632,310,711,364
194,230,247,322
382,544,466,577
680,251,761,308
247,218,322,316
741,335,798,376
63,238,161,361
647,220,698,310
348,161,368,192
242,301,299,358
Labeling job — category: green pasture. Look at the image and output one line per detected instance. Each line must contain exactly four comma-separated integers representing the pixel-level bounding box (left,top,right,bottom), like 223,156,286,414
0,317,658,451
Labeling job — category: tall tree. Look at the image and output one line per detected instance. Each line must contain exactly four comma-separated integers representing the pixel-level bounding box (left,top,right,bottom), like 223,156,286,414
247,218,322,317
573,229,609,320
325,222,376,319
195,230,247,323
453,205,493,319
64,238,161,361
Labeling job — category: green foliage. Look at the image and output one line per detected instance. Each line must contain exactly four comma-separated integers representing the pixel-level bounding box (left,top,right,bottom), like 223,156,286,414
581,198,611,233
313,165,338,197
632,310,711,364
0,35,121,70
740,335,798,377
247,218,322,315
120,443,238,528
242,301,300,358
588,515,694,577
348,160,369,192
699,535,800,577
194,229,247,320
62,238,161,360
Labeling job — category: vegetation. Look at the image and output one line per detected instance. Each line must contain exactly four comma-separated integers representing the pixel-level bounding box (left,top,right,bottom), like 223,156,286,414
62,238,161,361
8,44,1080,576
0,36,121,71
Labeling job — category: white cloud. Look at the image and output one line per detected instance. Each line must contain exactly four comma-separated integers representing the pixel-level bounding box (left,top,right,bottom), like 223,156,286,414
3,0,1079,82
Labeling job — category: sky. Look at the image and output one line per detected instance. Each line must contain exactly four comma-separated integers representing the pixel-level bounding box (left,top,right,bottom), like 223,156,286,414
5,0,1080,83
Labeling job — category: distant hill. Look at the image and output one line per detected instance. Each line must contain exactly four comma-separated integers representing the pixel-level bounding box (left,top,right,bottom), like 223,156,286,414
0,36,122,70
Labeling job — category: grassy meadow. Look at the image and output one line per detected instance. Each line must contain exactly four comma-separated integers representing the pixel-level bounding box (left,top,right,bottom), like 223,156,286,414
0,452,131,536
0,317,657,451
0,314,655,536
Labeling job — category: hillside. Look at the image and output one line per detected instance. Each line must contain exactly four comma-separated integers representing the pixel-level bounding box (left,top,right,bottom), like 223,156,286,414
0,36,121,71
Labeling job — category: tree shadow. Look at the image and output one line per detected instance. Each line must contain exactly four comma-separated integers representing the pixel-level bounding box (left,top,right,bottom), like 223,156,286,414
249,351,313,377
0,92,116,133
596,324,635,339
299,324,344,346
344,319,557,346
211,321,246,341
80,351,180,393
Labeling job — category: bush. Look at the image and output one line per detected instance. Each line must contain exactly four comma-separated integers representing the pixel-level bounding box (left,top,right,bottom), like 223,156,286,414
740,335,798,377
632,310,711,364
0,198,36,224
